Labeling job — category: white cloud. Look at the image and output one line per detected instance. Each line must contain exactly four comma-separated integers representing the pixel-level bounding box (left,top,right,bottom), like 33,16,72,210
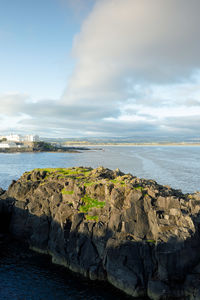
63,0,200,107
1,0,200,138
0,113,32,132
58,0,200,137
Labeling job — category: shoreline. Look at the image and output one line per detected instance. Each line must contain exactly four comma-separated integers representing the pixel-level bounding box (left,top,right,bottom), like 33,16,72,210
0,150,81,154
0,141,95,154
0,147,93,154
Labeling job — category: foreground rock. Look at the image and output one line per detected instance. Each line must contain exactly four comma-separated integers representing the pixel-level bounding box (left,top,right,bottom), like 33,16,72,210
1,167,200,299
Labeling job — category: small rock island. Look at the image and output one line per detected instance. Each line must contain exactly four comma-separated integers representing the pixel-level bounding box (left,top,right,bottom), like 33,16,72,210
1,166,200,299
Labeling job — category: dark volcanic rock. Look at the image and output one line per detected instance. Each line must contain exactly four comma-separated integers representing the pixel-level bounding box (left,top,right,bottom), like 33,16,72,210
1,166,200,299
0,187,5,196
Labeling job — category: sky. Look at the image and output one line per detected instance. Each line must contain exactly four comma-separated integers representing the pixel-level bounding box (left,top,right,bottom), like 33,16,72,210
1,0,200,139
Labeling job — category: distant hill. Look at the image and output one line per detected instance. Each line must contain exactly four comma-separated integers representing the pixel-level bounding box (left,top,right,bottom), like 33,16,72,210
42,135,200,145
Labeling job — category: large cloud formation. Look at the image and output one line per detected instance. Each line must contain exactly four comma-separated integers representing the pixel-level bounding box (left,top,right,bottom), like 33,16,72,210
2,0,200,137
60,0,200,136
64,0,200,102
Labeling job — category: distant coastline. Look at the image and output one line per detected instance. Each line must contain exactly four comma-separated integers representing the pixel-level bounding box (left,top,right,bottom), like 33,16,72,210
0,148,84,153
1,139,200,152
64,142,200,147
0,141,91,153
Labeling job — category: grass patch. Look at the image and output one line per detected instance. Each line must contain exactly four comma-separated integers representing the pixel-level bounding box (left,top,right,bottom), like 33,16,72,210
85,215,99,222
133,186,144,191
79,195,105,213
146,239,156,244
61,189,74,195
110,179,125,185
57,167,92,178
58,176,65,179
32,167,92,179
133,186,147,195
84,181,96,187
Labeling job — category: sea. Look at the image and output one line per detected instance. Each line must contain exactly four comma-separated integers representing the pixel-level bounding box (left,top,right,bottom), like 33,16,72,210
0,145,199,193
0,145,200,299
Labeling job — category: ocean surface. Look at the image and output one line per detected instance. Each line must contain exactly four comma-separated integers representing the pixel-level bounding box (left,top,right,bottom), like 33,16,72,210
0,237,133,300
0,145,200,193
0,146,200,300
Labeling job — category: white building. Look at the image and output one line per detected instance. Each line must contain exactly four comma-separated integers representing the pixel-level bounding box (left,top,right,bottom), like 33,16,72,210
24,135,40,142
3,134,40,142
0,142,17,148
5,134,23,142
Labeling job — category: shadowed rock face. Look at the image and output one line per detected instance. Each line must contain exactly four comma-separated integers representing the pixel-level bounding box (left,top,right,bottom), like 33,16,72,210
1,166,200,299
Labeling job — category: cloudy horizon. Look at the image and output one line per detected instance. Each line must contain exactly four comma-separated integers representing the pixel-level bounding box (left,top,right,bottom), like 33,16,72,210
1,0,200,138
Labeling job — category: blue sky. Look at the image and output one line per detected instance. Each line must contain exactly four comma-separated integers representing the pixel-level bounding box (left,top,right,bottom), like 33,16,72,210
0,0,86,99
1,0,200,138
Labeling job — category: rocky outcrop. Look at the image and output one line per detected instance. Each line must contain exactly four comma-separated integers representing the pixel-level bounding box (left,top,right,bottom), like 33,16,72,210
0,141,90,153
1,166,200,299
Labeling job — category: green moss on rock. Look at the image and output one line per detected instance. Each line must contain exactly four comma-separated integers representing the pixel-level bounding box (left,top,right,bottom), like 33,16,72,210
85,215,99,222
61,189,74,195
79,195,105,213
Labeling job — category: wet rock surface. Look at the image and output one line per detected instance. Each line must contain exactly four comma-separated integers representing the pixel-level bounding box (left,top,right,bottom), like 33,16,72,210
1,166,200,299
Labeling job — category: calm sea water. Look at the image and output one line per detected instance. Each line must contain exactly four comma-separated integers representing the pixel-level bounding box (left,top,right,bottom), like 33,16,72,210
0,146,199,300
0,238,133,300
0,146,200,193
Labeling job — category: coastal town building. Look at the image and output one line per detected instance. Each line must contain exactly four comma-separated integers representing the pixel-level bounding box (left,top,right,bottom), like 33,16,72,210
0,142,18,148
0,134,40,142
5,134,23,142
24,134,40,142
